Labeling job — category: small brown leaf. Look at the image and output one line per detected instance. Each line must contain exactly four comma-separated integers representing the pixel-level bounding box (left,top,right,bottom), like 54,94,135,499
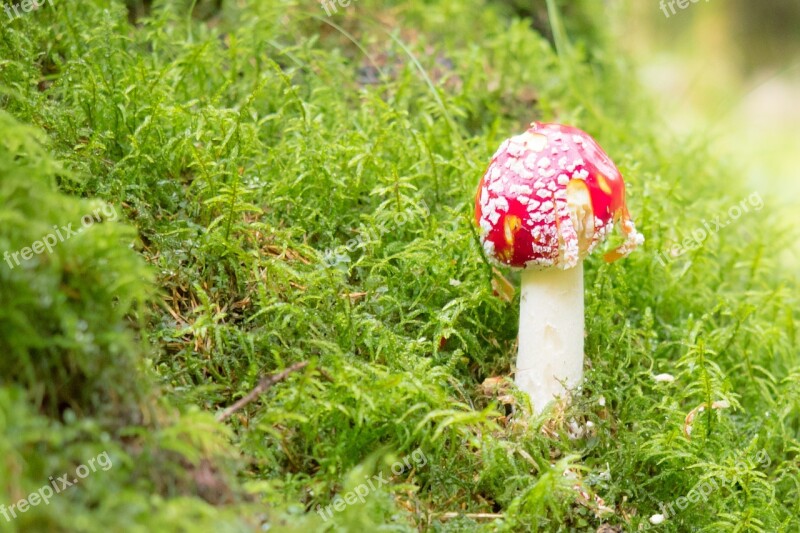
491,267,515,302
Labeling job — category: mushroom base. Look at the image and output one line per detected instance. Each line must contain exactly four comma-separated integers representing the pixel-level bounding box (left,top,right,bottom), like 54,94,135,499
515,264,585,414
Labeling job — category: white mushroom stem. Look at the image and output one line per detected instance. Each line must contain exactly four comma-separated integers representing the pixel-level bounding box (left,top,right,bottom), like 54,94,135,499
515,264,584,413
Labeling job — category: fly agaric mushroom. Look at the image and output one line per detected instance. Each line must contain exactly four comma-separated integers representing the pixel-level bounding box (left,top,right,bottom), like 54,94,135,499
475,122,644,413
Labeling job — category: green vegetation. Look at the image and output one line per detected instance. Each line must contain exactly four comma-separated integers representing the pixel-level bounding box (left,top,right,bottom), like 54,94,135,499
1,0,797,531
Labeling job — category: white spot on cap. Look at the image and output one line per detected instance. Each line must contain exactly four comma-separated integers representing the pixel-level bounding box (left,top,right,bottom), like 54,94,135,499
574,168,589,180
524,152,538,170
510,184,533,196
492,140,510,159
506,141,524,157
494,196,509,212
510,158,527,177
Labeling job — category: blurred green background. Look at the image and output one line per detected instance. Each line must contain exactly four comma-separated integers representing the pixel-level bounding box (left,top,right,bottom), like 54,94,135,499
622,0,800,256
501,0,799,271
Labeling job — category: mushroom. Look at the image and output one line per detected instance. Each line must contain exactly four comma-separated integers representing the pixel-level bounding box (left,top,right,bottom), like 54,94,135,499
475,122,644,413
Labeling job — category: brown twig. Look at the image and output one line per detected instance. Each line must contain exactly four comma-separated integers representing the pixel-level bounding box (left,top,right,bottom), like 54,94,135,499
437,513,504,521
216,361,309,422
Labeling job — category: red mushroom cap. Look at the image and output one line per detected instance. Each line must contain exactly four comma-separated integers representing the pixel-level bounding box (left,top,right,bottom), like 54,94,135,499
475,122,643,269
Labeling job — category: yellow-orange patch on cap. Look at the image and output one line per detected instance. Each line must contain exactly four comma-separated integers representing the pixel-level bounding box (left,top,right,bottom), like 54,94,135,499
504,215,522,246
596,174,612,196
